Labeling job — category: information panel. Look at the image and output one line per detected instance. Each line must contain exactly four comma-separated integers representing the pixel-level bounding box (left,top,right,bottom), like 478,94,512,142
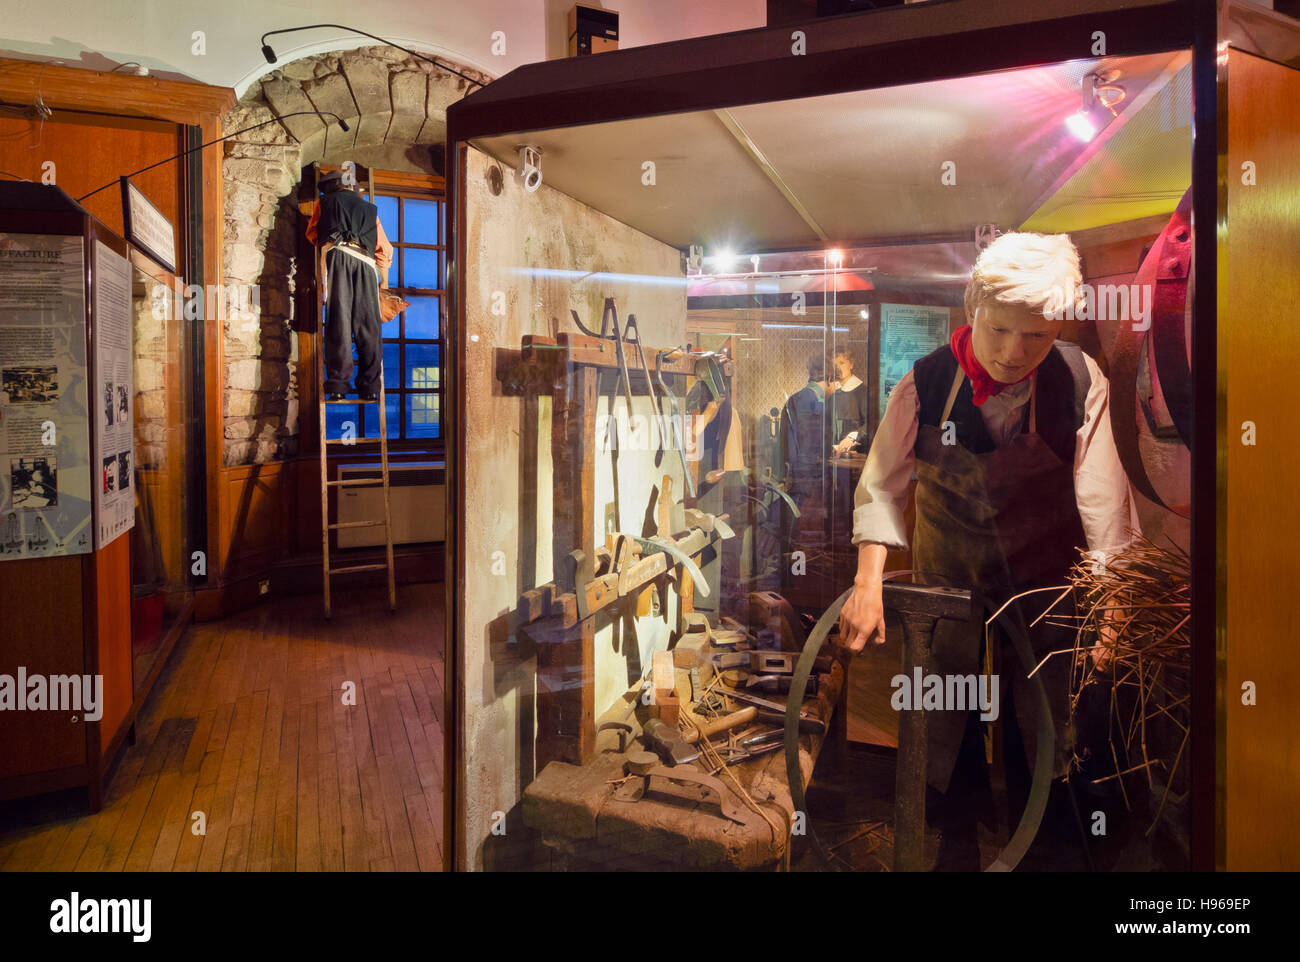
0,233,93,559
878,303,952,419
92,239,135,549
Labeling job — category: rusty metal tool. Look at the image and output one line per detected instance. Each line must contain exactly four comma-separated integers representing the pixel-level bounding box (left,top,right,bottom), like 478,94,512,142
654,346,696,498
642,717,698,766
719,686,813,719
598,721,634,753
612,764,748,824
634,534,709,597
749,650,798,675
570,297,635,414
623,313,664,451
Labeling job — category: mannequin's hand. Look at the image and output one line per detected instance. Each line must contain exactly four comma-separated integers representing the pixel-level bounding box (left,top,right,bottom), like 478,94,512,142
1090,614,1119,671
833,437,853,457
837,580,887,652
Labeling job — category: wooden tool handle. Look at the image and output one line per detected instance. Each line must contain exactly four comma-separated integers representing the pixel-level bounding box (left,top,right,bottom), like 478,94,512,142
682,706,757,744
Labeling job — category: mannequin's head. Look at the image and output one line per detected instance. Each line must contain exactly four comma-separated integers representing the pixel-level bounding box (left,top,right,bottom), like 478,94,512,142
834,349,858,382
964,232,1079,379
807,355,829,392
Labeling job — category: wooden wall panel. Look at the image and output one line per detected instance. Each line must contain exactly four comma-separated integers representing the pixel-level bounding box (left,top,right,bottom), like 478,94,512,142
1224,49,1300,870
0,557,86,777
0,110,180,240
92,535,133,753
218,463,284,582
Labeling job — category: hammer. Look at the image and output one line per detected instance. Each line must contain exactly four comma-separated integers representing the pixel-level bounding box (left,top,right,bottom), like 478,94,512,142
642,718,699,766
880,580,982,873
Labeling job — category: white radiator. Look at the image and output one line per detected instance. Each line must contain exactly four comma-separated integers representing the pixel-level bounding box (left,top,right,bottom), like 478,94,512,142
337,461,446,547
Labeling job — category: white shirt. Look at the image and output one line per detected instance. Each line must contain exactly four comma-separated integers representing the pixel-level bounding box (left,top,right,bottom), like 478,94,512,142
851,352,1140,570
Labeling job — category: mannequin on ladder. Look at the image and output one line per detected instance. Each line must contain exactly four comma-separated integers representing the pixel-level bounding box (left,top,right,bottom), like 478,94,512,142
307,167,395,401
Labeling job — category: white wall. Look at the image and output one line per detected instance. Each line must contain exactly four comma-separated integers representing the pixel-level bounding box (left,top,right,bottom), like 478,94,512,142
0,0,766,95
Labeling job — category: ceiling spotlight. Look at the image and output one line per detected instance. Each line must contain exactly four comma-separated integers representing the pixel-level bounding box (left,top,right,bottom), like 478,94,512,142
750,254,761,273
516,145,542,193
826,249,844,266
714,248,735,272
859,308,869,320
1067,69,1125,143
1066,111,1096,142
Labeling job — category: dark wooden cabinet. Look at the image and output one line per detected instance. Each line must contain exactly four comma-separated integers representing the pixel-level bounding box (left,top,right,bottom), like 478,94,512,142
0,198,136,811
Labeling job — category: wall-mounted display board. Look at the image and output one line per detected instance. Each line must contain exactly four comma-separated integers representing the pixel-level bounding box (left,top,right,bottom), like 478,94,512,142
0,233,93,559
92,239,135,549
878,303,951,419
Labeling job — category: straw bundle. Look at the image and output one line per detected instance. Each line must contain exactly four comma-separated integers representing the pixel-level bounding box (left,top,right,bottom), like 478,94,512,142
1047,531,1191,836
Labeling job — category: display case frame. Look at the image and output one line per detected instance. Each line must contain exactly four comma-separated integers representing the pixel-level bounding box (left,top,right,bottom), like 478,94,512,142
445,0,1297,871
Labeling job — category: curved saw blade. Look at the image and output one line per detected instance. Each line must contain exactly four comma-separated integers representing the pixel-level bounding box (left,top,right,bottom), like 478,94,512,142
634,536,710,598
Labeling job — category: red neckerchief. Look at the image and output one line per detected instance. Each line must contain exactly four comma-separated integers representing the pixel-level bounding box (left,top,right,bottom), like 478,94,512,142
949,324,1031,406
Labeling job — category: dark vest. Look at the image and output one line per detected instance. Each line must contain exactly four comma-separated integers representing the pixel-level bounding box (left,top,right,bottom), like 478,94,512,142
832,381,868,440
913,340,1091,463
317,189,378,256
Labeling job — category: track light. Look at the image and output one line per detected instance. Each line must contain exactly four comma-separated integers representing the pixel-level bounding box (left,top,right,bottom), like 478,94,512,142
1066,69,1125,143
516,146,542,193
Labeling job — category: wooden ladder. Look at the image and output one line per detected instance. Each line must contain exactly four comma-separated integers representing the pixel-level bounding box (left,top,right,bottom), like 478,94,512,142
317,343,397,619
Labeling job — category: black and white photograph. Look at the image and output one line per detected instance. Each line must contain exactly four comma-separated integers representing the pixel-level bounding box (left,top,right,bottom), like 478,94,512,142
1,365,58,404
117,384,129,422
101,453,116,494
9,455,57,508
103,378,115,427
1,510,22,554
116,448,131,491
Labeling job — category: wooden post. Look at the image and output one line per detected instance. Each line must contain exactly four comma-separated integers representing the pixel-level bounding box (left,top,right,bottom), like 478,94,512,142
537,365,598,766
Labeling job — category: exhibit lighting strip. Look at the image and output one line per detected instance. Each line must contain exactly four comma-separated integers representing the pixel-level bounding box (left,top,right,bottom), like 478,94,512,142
510,267,687,288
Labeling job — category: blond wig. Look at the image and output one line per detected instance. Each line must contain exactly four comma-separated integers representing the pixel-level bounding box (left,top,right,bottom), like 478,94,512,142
964,232,1082,322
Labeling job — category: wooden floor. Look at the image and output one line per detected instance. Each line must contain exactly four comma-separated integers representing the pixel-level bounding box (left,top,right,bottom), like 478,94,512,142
0,582,445,871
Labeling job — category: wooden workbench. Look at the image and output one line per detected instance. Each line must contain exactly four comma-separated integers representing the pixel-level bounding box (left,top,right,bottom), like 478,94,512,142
521,650,849,870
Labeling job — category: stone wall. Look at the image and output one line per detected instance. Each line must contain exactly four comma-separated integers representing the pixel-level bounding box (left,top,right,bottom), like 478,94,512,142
220,46,491,466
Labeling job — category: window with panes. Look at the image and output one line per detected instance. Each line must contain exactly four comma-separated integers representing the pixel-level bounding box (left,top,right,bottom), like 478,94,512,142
323,177,444,444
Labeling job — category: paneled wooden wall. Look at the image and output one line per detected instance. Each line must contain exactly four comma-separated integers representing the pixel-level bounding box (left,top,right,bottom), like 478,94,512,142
0,110,180,233
1223,49,1300,870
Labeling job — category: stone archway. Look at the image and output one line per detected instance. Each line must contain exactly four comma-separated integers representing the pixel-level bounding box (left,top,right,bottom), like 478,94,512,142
219,46,491,465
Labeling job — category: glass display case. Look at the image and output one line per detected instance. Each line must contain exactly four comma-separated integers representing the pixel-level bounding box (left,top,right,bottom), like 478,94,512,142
446,0,1300,871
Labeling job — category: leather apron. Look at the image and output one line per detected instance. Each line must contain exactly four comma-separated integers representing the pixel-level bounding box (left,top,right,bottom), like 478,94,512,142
911,364,1086,791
